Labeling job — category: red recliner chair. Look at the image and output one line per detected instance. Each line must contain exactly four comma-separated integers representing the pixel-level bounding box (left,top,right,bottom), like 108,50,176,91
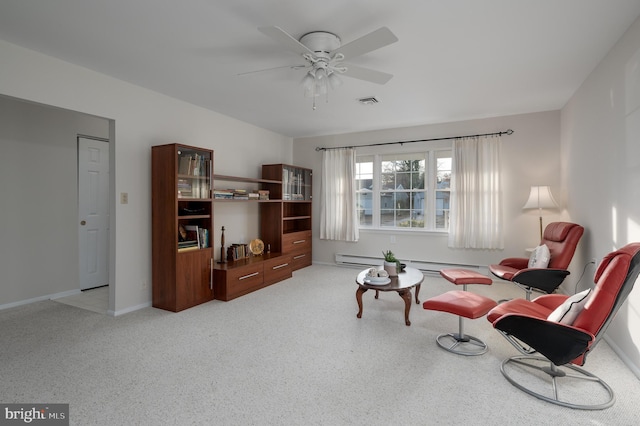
487,242,640,409
490,222,584,299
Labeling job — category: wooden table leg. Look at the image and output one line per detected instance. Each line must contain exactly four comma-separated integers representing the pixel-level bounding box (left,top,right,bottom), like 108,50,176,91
414,284,421,304
356,287,368,319
398,289,412,326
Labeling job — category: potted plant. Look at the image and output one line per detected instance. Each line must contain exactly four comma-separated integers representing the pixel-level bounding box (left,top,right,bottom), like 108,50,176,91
382,250,400,277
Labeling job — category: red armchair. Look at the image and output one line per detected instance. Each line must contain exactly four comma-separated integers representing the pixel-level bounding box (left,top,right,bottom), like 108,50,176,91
487,242,640,409
489,222,584,299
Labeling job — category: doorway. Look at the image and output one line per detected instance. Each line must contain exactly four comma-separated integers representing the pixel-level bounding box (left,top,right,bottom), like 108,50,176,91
78,136,110,291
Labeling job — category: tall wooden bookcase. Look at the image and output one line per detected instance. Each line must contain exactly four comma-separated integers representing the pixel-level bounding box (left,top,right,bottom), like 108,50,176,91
260,164,312,271
152,143,214,312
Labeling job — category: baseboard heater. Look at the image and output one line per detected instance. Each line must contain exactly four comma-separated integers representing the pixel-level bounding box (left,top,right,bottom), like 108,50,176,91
334,253,488,276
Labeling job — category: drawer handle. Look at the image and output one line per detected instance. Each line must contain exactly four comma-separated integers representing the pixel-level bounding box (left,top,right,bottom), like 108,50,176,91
272,263,289,270
293,240,306,244
293,254,306,260
239,272,259,280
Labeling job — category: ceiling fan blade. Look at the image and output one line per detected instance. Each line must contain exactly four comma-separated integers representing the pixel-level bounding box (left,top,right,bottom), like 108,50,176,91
258,26,314,56
237,64,308,76
342,64,393,85
331,27,398,60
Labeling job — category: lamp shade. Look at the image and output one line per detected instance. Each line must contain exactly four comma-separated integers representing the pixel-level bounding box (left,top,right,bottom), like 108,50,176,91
523,185,559,241
522,185,559,211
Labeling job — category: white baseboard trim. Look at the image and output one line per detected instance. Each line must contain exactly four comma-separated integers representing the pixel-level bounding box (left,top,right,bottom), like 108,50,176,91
0,288,82,311
334,253,488,275
604,334,640,380
110,301,152,317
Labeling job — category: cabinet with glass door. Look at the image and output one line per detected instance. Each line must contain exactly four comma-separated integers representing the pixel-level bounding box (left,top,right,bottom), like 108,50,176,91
151,143,214,312
260,164,312,271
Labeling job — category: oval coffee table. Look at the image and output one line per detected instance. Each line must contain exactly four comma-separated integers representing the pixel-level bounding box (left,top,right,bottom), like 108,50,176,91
355,266,424,326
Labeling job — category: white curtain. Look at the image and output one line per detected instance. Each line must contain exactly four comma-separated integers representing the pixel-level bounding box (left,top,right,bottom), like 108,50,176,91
320,148,359,242
448,136,503,249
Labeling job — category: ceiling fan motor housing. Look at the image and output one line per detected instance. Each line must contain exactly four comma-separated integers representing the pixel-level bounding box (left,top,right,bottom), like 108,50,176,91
299,32,341,59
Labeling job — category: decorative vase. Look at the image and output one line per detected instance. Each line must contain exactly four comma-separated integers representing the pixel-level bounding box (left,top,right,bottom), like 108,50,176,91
383,261,398,277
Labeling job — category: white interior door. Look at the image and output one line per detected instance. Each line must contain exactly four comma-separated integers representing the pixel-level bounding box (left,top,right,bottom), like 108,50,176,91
78,137,110,290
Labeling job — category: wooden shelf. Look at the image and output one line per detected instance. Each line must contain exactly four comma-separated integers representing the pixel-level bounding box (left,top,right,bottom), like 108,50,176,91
214,174,281,184
212,198,280,203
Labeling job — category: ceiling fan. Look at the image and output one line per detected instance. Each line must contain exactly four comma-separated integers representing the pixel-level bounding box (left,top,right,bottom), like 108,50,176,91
246,26,398,109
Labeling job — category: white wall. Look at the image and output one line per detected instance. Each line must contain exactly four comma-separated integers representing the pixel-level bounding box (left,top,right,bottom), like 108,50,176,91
0,40,292,314
294,110,573,272
561,16,640,376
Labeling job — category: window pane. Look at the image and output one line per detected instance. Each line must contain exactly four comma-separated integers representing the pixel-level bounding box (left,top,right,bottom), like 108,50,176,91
356,156,373,191
381,172,396,190
356,150,446,231
396,191,411,209
380,209,395,227
437,151,452,190
435,190,450,229
356,192,372,226
395,210,411,227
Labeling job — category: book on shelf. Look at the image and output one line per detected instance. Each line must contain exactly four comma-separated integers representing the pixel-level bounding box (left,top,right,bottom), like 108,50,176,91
178,153,208,177
178,245,200,253
213,189,234,199
232,189,248,199
177,178,192,198
226,243,250,261
185,225,200,246
178,156,191,175
198,228,209,248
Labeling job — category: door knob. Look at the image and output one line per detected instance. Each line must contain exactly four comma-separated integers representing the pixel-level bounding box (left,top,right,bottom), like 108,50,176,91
80,220,86,226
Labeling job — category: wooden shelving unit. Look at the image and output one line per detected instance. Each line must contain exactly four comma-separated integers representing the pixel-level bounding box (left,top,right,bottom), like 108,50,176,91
260,164,312,271
211,167,312,300
151,163,313,307
152,143,214,312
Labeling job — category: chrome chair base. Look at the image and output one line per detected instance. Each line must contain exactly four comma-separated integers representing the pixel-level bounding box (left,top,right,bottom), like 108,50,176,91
435,332,488,356
501,355,615,410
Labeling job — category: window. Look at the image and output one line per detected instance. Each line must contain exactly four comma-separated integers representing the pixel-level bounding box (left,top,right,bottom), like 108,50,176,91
356,150,451,231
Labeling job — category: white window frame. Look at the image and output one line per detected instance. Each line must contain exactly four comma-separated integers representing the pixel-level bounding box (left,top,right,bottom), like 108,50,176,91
356,147,451,232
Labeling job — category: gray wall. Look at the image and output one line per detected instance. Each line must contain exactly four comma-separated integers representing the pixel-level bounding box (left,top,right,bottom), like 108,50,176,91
561,15,640,377
0,96,108,304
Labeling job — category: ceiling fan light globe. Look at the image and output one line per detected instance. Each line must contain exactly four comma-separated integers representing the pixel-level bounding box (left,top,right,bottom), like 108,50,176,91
301,71,315,87
315,68,327,81
328,72,343,89
315,80,328,95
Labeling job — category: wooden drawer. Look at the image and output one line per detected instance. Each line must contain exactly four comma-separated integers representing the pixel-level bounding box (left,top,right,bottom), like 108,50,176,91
282,230,311,254
213,263,263,301
290,250,312,270
263,255,292,286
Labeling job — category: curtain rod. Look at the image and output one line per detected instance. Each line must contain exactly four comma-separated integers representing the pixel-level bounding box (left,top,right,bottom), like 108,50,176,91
314,129,514,151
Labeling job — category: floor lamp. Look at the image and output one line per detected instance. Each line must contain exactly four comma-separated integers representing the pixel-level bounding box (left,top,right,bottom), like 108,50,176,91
522,185,559,241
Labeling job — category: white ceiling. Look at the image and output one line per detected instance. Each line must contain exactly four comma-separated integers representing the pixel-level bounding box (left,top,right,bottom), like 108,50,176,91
1,0,640,139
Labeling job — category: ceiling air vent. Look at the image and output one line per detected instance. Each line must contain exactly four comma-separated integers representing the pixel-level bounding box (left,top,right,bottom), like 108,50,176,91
358,97,379,105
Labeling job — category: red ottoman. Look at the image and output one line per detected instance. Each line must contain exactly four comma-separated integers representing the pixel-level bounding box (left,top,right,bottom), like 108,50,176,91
423,268,497,355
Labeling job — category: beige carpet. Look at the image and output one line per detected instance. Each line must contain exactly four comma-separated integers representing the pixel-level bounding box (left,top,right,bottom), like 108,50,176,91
1,264,639,425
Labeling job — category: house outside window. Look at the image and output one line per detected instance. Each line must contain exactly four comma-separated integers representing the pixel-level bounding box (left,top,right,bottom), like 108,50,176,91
356,150,451,231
